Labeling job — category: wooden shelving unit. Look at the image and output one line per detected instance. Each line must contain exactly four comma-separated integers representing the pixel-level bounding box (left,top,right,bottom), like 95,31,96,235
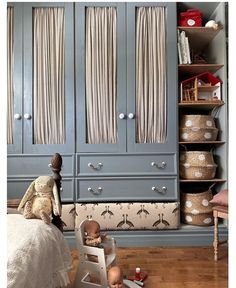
180,179,227,183
178,64,223,75
178,24,226,193
177,26,222,52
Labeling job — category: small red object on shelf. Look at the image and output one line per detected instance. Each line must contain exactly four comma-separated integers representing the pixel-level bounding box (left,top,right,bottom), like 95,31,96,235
179,9,203,27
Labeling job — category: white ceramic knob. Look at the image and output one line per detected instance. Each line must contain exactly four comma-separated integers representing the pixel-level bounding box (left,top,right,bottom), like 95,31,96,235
128,113,135,119
14,113,22,120
24,113,31,120
119,113,126,119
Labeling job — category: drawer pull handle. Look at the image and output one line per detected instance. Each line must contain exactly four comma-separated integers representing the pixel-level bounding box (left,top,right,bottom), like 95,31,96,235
88,162,103,170
151,161,167,169
152,186,167,194
88,187,103,195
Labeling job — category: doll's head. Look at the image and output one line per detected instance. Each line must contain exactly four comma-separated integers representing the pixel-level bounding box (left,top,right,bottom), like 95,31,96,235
84,220,102,246
108,266,123,288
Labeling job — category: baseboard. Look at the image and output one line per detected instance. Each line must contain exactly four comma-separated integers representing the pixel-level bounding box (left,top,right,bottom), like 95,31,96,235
64,224,228,248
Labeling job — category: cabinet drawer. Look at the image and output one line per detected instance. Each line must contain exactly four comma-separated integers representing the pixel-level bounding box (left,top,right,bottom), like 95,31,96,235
76,177,177,202
7,178,75,202
7,155,74,177
77,154,177,176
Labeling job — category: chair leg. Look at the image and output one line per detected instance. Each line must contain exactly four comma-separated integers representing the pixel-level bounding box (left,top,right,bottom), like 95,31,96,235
213,215,219,261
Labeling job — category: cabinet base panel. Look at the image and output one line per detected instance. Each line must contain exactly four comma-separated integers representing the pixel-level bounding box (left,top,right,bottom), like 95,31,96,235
65,224,228,248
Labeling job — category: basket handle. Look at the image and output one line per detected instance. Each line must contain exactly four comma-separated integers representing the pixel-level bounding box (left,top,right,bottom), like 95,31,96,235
210,106,220,118
180,144,188,151
210,147,216,154
208,183,216,191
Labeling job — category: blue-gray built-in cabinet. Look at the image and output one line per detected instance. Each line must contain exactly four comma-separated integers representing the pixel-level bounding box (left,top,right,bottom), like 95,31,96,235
7,2,228,246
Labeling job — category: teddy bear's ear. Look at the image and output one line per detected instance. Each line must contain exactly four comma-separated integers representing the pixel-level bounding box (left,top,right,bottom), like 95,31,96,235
52,181,62,216
18,180,36,211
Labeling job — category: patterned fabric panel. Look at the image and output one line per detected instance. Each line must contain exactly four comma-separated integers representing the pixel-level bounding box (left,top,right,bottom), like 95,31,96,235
75,202,180,230
61,203,76,231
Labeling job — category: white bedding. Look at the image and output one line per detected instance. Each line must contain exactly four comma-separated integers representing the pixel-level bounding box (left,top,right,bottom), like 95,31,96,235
7,214,72,288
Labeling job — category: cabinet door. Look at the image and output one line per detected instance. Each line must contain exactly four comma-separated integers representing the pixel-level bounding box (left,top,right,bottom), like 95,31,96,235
23,2,75,154
75,3,126,152
127,2,178,153
7,3,23,154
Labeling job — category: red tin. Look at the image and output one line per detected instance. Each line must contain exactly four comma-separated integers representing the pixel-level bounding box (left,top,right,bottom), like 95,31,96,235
179,9,203,27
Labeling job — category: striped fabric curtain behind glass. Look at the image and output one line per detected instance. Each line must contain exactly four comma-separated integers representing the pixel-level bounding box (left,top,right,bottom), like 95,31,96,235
7,7,14,145
33,7,65,144
85,7,117,144
136,7,167,143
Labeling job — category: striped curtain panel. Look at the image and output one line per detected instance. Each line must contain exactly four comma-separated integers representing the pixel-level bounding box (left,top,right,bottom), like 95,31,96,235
85,7,117,144
33,7,65,144
7,7,14,145
136,7,167,143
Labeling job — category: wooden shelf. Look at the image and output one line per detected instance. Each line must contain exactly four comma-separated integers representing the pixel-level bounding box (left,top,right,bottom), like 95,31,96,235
177,26,222,52
180,179,226,183
178,101,224,109
179,141,225,145
178,64,223,75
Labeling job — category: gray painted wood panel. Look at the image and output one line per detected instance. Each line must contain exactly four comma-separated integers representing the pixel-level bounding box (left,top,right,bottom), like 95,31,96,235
126,2,178,153
75,2,127,153
76,177,178,201
23,2,75,154
7,154,74,177
78,154,177,176
7,178,74,202
7,3,23,154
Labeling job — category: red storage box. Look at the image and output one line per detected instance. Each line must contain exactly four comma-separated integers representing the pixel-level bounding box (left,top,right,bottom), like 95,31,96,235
179,9,203,27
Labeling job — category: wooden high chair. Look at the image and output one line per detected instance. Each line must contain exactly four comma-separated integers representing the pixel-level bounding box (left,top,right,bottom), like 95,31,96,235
213,205,228,261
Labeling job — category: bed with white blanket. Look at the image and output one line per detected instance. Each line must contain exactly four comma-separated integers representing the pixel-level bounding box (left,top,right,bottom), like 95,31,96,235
7,153,72,288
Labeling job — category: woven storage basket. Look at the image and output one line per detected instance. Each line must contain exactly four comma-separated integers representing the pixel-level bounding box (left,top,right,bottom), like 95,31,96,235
179,115,218,142
181,190,213,226
179,151,217,180
179,127,218,141
180,115,216,128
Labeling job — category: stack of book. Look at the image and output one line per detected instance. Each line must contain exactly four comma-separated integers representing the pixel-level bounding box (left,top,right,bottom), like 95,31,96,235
177,29,191,64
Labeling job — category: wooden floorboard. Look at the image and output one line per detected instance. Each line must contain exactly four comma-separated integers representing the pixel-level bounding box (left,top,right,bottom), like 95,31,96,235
68,246,228,288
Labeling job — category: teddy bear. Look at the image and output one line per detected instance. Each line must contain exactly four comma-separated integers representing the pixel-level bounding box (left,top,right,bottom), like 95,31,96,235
17,175,61,225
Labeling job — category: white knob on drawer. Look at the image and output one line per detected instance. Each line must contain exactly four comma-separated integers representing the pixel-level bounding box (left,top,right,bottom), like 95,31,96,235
128,113,135,119
14,113,22,120
24,113,31,120
60,187,63,192
119,113,126,119
48,163,52,167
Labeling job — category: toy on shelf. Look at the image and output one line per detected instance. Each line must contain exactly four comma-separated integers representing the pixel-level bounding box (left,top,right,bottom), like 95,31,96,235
179,9,203,27
180,72,222,103
205,20,218,30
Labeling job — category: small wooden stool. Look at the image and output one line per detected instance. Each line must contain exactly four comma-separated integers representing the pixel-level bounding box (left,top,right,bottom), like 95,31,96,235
213,205,228,261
